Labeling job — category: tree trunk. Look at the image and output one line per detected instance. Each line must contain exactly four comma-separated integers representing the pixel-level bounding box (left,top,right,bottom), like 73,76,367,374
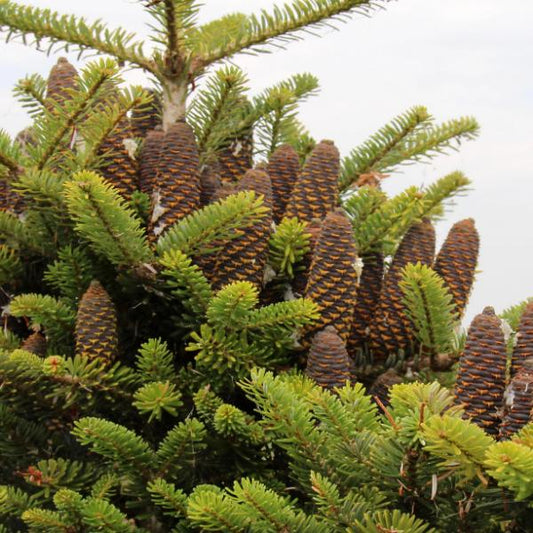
161,77,188,130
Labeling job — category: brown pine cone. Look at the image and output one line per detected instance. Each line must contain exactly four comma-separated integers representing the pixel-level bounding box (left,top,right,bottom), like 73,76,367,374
306,326,351,391
212,169,272,290
510,301,533,377
348,252,384,357
369,219,436,363
149,121,201,239
199,163,222,207
369,368,403,408
131,88,161,138
138,129,164,196
433,218,479,320
0,177,9,211
21,331,47,357
499,357,533,439
454,306,507,436
291,219,322,296
284,140,340,224
97,118,139,200
75,280,118,364
267,144,300,223
45,57,78,109
304,209,358,342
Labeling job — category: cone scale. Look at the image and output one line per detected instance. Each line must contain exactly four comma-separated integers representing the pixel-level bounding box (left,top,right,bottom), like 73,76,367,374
45,57,78,109
454,307,507,436
138,129,164,196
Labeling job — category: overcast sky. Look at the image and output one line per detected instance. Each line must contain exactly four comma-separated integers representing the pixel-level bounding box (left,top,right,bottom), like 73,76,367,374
1,0,532,324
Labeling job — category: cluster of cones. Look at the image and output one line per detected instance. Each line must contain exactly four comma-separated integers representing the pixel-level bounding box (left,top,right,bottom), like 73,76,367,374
10,59,530,438
455,303,533,439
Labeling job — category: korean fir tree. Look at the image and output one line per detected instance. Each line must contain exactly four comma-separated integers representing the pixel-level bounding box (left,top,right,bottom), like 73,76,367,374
1,0,531,532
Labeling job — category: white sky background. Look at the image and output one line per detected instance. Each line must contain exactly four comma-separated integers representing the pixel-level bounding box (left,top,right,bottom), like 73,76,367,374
1,0,532,324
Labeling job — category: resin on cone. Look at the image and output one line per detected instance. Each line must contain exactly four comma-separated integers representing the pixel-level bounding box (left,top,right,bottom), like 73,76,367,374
45,57,78,109
138,129,164,196
21,331,47,357
306,326,351,391
369,219,436,363
304,209,358,342
510,301,533,377
131,88,161,138
285,140,340,223
98,118,139,200
267,144,300,223
454,307,507,436
212,169,272,290
149,121,201,239
433,218,479,319
348,252,384,356
499,357,533,439
75,280,118,364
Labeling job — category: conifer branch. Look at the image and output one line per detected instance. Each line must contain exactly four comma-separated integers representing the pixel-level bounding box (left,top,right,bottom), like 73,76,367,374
193,0,390,70
0,130,22,172
0,1,154,72
13,73,47,117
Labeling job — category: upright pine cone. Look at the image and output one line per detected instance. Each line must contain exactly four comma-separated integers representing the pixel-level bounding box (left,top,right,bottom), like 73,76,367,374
138,129,164,196
75,281,118,364
499,357,533,439
199,163,222,207
284,140,339,224
267,144,300,223
304,209,358,342
306,326,351,391
212,169,272,289
291,219,322,296
21,332,47,357
45,57,78,108
369,219,436,363
454,307,507,436
131,88,161,138
98,118,139,200
433,218,479,319
369,368,403,407
348,252,384,357
149,121,201,239
510,301,533,377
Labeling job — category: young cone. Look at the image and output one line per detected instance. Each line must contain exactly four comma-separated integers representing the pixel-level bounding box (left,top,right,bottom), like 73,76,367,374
267,143,300,223
306,326,351,391
75,280,118,364
433,218,479,319
212,169,272,289
369,219,436,363
98,118,139,200
45,57,78,108
454,306,507,436
285,140,340,223
510,301,533,377
131,88,161,138
138,129,163,196
304,209,358,342
149,121,201,239
348,252,384,356
499,357,533,439
21,331,47,357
